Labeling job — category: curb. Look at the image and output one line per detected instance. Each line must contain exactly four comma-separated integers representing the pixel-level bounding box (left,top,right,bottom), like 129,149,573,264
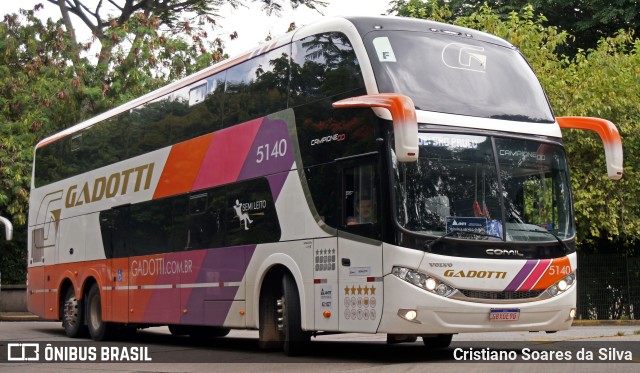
0,313,42,321
572,319,640,327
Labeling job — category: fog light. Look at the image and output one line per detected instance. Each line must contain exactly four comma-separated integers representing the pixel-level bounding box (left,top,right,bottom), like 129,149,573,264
557,279,568,291
405,310,417,320
569,308,576,318
425,278,437,291
398,308,420,323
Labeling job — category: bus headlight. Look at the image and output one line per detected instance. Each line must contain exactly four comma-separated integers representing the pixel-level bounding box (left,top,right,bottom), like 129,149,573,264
392,266,455,297
546,273,576,297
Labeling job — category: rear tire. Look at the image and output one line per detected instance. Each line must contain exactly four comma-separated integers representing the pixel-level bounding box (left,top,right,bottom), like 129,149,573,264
282,274,310,356
422,334,453,349
62,286,88,338
86,283,114,341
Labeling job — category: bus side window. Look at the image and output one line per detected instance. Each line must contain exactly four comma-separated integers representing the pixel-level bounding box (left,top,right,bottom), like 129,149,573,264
342,163,379,238
186,190,224,250
291,32,365,106
223,45,289,127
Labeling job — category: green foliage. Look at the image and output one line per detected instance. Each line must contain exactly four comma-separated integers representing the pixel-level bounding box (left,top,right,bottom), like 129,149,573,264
389,1,640,53
554,34,640,251
0,1,324,284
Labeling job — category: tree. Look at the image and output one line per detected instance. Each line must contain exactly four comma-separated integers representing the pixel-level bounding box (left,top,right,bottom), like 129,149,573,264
389,0,640,53
0,8,84,283
0,1,325,284
50,0,325,69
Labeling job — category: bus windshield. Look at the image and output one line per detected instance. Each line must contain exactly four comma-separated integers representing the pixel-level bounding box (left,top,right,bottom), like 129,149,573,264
365,30,555,123
392,133,575,242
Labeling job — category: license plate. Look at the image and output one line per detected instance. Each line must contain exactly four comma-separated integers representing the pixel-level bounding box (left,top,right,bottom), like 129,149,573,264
489,308,520,321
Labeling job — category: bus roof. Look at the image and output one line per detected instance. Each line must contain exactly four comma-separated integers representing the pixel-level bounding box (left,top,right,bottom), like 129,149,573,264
36,15,556,149
344,16,515,49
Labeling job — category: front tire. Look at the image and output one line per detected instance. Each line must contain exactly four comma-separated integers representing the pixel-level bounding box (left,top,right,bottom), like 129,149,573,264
281,273,310,356
86,283,113,341
422,334,453,349
62,287,88,338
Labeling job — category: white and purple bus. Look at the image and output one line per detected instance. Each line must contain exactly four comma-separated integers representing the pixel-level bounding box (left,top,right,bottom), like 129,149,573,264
27,16,622,355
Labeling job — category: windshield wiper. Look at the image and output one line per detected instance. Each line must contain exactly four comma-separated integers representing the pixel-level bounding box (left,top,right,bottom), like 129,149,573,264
425,229,499,252
507,227,572,254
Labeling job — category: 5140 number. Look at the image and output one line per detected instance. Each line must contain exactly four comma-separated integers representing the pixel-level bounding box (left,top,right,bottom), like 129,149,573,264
256,139,287,164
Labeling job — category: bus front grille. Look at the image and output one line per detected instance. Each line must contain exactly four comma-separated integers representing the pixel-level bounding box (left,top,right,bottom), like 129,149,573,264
452,289,547,303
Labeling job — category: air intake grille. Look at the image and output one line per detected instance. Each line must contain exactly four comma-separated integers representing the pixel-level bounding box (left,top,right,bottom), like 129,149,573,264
459,289,544,300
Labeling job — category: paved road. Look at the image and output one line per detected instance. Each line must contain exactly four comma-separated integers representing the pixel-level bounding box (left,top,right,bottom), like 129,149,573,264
0,321,638,372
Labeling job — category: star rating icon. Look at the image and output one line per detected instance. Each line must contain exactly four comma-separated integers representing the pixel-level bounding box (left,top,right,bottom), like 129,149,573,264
343,284,377,297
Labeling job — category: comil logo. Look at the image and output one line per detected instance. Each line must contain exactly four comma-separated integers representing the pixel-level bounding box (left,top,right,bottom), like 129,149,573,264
486,249,525,257
442,43,487,73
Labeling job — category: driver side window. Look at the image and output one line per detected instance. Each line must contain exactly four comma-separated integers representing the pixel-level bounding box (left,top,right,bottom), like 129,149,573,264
342,163,379,238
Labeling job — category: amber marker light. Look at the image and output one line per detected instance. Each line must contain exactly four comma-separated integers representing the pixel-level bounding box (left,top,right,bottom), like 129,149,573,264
323,310,331,318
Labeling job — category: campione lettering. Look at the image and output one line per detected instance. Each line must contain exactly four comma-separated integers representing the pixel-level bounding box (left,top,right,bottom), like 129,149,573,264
310,133,346,146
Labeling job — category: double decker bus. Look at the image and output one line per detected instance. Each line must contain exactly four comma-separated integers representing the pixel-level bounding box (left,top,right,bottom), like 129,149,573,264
27,16,623,355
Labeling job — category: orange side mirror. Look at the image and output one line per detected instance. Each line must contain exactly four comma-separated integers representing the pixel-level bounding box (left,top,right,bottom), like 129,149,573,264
557,116,623,180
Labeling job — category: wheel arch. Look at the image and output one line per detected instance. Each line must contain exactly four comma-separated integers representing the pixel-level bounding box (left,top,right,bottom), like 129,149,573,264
252,253,309,330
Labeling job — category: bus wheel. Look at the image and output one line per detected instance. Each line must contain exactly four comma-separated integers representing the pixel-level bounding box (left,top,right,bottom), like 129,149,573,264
168,325,189,336
258,280,284,350
281,273,310,356
86,283,113,341
62,287,88,338
422,334,453,349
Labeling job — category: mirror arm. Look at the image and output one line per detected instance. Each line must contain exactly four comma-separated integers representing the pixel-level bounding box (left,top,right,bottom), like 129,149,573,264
0,216,13,241
557,116,623,180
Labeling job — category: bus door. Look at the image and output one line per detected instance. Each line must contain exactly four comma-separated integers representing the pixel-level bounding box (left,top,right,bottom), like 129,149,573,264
337,160,383,333
30,191,63,317
99,206,129,323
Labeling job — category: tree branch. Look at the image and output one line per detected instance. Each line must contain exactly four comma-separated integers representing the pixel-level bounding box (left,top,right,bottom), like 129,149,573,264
55,0,81,65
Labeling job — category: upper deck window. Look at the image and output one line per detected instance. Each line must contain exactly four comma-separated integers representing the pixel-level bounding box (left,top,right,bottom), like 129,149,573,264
365,31,554,123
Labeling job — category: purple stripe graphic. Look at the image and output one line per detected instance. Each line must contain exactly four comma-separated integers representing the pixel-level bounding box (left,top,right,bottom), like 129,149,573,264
237,118,294,182
504,260,538,292
180,245,257,326
267,171,290,202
